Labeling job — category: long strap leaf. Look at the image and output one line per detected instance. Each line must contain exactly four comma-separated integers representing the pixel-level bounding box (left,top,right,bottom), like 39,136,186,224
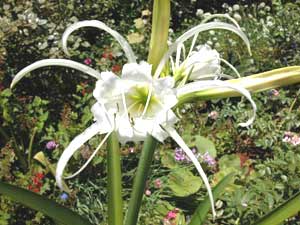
0,181,92,225
189,173,235,225
254,191,300,225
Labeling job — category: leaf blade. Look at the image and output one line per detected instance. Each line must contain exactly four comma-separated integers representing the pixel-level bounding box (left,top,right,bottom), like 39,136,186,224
254,191,300,225
0,181,92,225
189,173,235,225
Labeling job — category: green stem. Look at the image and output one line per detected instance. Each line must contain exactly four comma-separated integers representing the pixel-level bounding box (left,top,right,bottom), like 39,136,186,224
125,135,158,225
125,1,170,224
147,0,170,72
0,126,9,141
9,128,28,172
107,132,123,225
28,127,38,168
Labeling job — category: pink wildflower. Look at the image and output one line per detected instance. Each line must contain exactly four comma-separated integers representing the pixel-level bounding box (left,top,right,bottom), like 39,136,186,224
166,211,177,220
154,178,162,189
145,189,151,196
84,58,92,65
46,140,58,150
202,152,216,166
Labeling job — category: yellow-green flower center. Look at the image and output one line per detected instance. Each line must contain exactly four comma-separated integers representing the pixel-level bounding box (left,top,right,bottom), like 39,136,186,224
126,85,160,117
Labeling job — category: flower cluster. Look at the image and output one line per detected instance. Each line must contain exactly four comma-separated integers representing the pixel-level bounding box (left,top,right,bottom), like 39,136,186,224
28,172,44,193
174,147,198,162
175,147,216,166
283,132,300,146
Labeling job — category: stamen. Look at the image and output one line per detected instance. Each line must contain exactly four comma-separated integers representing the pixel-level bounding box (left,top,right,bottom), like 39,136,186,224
141,84,153,118
176,43,186,68
187,33,199,58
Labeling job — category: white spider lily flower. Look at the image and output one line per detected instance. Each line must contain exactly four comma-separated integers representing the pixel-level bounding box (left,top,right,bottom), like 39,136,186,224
167,15,248,85
92,61,178,144
10,18,258,220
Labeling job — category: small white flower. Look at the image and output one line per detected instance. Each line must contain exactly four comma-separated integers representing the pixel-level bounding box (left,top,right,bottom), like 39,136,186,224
196,9,204,17
233,13,242,21
233,4,240,11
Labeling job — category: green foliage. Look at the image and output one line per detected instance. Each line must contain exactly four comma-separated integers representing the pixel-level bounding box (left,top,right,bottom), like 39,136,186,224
167,168,202,197
1,0,300,224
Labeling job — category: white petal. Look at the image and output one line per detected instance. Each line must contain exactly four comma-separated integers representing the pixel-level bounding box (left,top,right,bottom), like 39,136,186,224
91,102,113,133
62,20,136,63
55,123,103,190
220,58,241,78
10,59,101,88
154,22,251,79
154,76,175,90
184,45,221,80
121,62,152,82
64,132,111,179
177,80,257,127
164,125,216,219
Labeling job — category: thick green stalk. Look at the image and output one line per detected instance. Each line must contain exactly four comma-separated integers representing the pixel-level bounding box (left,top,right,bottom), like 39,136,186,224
125,135,158,225
177,66,300,105
125,1,170,224
107,132,123,225
147,0,170,72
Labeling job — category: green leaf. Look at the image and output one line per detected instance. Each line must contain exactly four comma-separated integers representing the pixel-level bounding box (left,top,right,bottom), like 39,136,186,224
161,149,179,169
167,168,202,197
181,134,216,157
194,136,216,157
189,173,235,225
254,191,300,225
0,181,92,225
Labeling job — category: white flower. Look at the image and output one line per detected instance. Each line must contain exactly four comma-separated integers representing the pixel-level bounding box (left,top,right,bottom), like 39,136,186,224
11,16,257,219
196,9,204,17
233,4,240,11
92,62,178,144
233,13,242,21
174,44,221,81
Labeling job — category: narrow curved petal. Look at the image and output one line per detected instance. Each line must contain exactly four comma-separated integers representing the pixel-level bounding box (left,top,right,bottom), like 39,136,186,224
220,58,241,78
62,20,136,63
64,132,111,179
177,80,257,127
10,59,101,88
201,14,241,29
164,125,216,219
56,123,103,190
155,22,251,79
